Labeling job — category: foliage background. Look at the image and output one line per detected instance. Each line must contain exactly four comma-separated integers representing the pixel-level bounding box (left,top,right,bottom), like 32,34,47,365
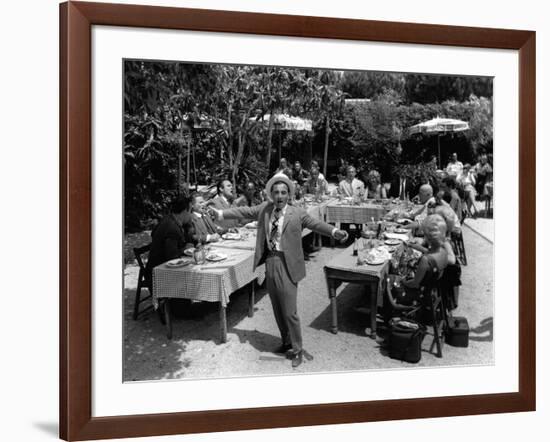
124,62,492,230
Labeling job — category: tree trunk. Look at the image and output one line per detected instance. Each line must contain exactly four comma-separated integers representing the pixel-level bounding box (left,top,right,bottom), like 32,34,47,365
233,113,248,191
305,132,313,169
265,110,275,172
227,104,234,178
191,137,197,186
177,151,182,195
323,115,330,178
186,139,190,188
232,133,244,191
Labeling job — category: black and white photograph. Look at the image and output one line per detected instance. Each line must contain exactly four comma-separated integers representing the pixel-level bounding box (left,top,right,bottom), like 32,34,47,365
123,60,494,381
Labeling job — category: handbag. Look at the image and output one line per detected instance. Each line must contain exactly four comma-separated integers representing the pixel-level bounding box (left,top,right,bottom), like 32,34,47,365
388,317,426,363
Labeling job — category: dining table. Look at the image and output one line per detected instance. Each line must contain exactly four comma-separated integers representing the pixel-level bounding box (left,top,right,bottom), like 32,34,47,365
326,198,415,225
152,197,338,342
153,247,265,342
324,235,409,339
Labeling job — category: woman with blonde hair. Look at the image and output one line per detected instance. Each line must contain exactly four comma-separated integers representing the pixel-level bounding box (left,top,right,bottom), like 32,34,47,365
365,169,387,199
388,215,449,309
402,215,448,289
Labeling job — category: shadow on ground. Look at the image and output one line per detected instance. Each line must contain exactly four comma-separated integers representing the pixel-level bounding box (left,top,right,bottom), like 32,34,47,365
309,282,376,337
123,281,269,381
469,316,493,342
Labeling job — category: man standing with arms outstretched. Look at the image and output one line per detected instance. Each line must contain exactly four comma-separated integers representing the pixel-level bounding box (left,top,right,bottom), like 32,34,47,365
210,174,348,368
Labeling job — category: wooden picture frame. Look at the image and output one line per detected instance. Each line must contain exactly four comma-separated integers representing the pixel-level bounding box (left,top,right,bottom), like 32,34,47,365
59,1,536,440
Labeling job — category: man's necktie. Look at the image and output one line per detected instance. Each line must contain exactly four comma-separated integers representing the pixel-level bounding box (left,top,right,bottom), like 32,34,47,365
269,208,281,250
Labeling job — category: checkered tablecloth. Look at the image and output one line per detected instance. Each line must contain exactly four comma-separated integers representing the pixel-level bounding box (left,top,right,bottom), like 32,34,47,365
326,202,388,224
153,248,265,308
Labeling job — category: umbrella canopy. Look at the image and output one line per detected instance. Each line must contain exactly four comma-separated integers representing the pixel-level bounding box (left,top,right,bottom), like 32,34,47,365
252,113,313,132
409,117,469,135
408,117,469,168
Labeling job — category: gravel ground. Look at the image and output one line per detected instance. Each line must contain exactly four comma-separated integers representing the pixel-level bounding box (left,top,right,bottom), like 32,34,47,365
123,225,493,381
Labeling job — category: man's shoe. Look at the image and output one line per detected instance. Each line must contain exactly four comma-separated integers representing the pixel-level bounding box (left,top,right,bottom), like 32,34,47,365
291,351,303,368
274,343,292,355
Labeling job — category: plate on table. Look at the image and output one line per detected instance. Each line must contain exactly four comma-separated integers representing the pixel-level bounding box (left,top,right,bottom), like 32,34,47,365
244,221,258,229
166,258,191,268
206,252,228,262
221,232,242,240
365,257,385,265
394,228,409,234
183,248,195,257
385,239,402,246
362,247,391,265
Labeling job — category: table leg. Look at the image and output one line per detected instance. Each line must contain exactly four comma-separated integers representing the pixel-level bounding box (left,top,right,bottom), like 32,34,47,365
219,302,227,343
369,282,377,339
328,279,338,334
248,281,255,318
164,299,172,340
330,223,339,248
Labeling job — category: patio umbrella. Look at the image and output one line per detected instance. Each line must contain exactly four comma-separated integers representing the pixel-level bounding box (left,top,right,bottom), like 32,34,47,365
253,113,313,132
408,117,469,168
250,113,314,170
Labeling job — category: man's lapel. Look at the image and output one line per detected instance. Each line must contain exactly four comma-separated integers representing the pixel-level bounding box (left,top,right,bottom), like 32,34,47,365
263,203,272,242
204,214,217,234
281,205,293,235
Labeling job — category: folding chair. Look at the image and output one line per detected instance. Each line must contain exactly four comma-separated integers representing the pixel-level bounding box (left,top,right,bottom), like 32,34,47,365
386,267,448,358
133,244,165,326
451,229,467,266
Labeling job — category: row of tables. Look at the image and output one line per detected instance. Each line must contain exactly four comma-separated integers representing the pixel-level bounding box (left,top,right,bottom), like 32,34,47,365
152,197,414,341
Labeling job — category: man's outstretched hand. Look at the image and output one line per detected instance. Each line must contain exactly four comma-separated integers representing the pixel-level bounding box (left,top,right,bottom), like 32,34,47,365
208,207,222,221
333,229,348,243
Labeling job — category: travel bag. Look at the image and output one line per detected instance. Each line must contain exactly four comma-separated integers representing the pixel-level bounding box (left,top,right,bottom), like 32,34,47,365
388,317,426,363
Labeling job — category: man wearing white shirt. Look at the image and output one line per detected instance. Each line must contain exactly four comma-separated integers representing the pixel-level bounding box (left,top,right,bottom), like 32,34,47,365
338,165,365,197
446,152,464,178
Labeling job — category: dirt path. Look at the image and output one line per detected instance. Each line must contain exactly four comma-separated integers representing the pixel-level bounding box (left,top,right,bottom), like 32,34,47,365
123,227,493,381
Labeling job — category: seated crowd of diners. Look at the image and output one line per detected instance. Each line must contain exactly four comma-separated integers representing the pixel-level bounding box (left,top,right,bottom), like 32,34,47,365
143,153,486,336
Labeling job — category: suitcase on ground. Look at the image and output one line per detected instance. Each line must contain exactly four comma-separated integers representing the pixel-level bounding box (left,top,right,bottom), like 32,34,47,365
445,316,469,347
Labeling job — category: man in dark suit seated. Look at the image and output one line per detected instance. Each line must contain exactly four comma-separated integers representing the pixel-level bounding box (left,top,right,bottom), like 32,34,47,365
207,179,240,230
234,181,264,207
145,195,194,280
388,169,415,200
210,173,348,368
190,192,225,243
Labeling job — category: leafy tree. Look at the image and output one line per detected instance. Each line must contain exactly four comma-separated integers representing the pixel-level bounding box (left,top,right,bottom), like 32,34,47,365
339,71,406,101
404,74,493,104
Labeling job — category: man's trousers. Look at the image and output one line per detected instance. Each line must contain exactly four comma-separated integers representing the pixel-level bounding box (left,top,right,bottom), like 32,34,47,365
265,251,302,353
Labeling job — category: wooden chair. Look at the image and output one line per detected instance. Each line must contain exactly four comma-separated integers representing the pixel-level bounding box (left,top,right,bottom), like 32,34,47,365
132,244,166,327
386,267,448,358
451,229,467,266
